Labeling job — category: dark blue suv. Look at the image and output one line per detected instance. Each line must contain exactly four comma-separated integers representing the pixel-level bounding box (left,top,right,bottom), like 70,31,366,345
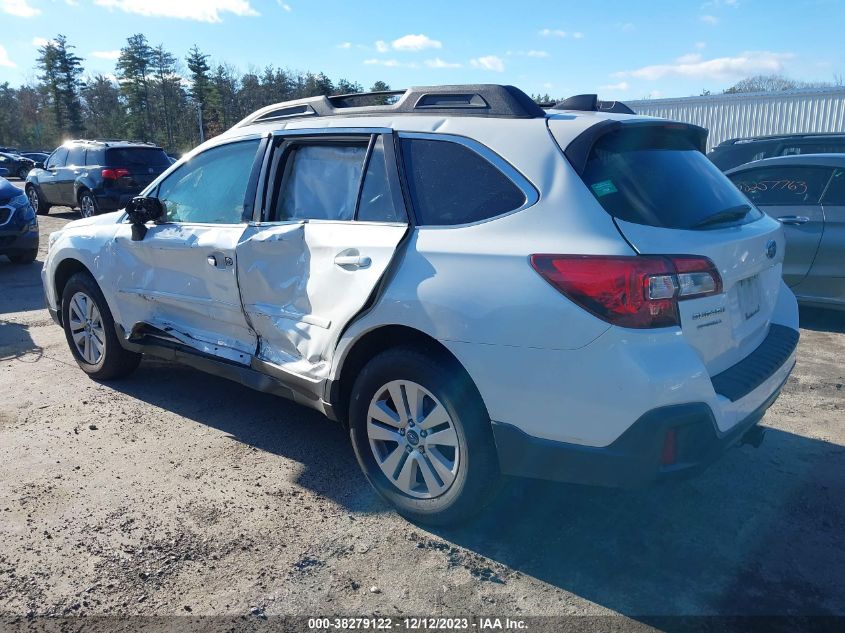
0,169,38,264
25,140,171,217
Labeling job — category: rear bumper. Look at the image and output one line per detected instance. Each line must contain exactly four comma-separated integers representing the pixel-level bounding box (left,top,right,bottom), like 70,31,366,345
492,368,791,488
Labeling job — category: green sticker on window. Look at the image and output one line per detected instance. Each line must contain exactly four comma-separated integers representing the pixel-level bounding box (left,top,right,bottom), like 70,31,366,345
591,180,618,197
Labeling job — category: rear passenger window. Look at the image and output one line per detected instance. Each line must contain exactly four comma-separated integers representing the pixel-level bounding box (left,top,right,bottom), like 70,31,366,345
46,147,68,168
357,137,403,223
821,169,845,205
728,166,834,205
276,144,368,221
66,146,86,166
400,138,526,225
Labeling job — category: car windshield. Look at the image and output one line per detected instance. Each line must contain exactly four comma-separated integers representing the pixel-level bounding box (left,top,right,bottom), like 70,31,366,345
583,127,762,229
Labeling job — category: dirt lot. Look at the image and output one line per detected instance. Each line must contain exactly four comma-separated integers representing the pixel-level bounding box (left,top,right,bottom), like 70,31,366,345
1,182,844,624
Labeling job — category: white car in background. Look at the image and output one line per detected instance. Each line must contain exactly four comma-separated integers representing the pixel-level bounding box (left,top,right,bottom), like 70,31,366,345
41,85,799,525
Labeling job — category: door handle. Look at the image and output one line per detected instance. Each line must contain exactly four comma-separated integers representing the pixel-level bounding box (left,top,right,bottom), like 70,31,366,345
334,254,372,269
206,254,234,268
777,216,810,225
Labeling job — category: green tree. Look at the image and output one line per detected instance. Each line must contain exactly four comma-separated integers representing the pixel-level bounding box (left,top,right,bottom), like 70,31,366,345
116,34,154,139
36,35,84,137
186,45,219,140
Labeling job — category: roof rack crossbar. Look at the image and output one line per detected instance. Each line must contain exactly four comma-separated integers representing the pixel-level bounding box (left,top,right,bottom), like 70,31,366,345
235,84,546,127
550,94,636,115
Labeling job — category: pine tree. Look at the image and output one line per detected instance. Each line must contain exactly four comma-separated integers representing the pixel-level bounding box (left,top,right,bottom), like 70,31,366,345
36,35,84,137
116,34,154,140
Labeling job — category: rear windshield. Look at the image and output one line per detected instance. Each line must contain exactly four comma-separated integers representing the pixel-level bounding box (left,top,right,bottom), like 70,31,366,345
106,147,170,169
583,127,761,230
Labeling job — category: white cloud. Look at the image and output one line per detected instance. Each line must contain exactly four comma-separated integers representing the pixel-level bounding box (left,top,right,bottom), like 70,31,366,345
699,14,719,25
391,34,442,52
336,42,352,49
363,58,418,68
539,28,567,38
0,45,16,67
276,0,291,10
374,40,389,53
93,0,259,22
508,50,550,58
1,0,40,17
32,36,50,47
425,57,462,69
91,50,121,60
470,55,505,72
615,50,794,81
599,81,630,92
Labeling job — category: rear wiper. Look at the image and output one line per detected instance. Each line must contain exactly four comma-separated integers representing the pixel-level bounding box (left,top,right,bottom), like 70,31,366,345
693,204,751,228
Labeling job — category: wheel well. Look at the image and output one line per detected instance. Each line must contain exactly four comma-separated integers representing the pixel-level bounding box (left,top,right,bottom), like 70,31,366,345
53,258,92,320
332,324,482,427
76,187,90,203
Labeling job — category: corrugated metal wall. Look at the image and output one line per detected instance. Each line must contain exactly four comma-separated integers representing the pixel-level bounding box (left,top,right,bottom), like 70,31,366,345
627,88,845,151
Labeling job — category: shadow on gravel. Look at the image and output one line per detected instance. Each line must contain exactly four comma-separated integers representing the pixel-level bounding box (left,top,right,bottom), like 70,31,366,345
0,253,45,314
109,361,387,515
434,427,845,618
799,306,845,334
108,354,845,618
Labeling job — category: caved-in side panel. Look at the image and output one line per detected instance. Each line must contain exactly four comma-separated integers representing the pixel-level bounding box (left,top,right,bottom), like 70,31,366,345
237,221,406,380
111,222,256,362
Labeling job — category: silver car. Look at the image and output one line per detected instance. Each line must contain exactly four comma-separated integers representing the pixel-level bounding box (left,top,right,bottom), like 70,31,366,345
727,154,845,310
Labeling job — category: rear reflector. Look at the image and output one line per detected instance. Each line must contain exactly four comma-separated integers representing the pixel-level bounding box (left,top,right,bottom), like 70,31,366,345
102,167,130,180
661,429,678,466
530,254,722,329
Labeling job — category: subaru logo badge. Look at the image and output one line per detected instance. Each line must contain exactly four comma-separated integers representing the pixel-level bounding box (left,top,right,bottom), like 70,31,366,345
766,240,777,259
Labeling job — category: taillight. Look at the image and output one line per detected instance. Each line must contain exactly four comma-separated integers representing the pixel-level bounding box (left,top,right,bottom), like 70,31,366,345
530,254,722,329
101,167,130,180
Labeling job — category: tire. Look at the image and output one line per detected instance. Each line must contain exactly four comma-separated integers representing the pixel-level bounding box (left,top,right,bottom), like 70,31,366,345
26,186,50,216
78,191,98,218
349,345,500,526
61,272,141,380
8,249,38,264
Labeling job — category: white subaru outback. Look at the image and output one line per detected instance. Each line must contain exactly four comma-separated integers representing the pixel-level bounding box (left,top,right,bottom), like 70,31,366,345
42,85,799,525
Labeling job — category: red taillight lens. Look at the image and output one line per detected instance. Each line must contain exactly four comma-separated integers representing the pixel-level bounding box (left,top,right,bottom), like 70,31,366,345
661,429,678,466
530,254,722,329
102,167,130,180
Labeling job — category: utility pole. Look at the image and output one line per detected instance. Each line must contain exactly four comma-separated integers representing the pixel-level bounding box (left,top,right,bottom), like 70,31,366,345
197,103,204,144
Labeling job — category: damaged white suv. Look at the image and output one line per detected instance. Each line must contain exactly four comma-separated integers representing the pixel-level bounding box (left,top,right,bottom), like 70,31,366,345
43,85,799,525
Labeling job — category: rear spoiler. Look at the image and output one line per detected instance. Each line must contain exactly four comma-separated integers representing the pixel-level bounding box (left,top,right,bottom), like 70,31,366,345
564,120,709,175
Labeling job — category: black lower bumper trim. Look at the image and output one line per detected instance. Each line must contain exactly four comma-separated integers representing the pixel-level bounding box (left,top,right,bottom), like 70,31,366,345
711,325,799,402
492,369,791,488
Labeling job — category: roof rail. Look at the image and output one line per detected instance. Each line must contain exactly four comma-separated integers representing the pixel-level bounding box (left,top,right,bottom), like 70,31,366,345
551,94,636,115
235,84,546,127
64,139,158,147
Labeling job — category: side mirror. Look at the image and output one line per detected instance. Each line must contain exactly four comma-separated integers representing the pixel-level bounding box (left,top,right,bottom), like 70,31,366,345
126,196,164,241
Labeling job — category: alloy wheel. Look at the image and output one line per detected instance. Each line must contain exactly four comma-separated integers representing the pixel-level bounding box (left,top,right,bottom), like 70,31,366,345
68,291,106,365
367,380,460,499
80,195,96,218
27,189,38,211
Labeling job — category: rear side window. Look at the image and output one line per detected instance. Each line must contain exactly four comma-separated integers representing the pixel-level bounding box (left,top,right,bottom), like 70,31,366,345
106,147,170,169
66,146,86,166
728,166,834,206
821,169,845,205
400,138,526,225
85,149,104,166
583,128,760,229
276,144,368,221
357,137,404,223
781,142,845,156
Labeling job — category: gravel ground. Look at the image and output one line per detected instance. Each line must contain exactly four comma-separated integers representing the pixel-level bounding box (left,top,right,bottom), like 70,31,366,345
1,181,843,625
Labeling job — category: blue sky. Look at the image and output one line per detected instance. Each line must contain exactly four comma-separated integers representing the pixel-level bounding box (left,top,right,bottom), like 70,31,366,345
0,0,842,100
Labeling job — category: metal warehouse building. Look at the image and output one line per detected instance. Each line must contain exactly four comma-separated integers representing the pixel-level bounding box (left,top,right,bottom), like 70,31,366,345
626,87,845,151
